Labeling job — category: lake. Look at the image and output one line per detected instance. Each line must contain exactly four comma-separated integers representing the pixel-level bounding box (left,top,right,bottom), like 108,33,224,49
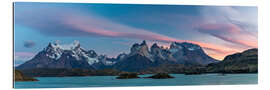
14,74,258,88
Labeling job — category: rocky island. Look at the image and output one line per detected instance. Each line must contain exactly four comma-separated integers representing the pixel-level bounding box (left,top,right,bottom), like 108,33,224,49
116,73,140,79
145,73,174,79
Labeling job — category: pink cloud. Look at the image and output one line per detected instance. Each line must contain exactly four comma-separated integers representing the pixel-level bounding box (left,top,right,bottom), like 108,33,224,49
196,23,257,48
62,14,243,58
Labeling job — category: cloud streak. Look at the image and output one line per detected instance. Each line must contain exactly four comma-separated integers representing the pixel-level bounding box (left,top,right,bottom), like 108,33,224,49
196,23,257,48
62,14,241,55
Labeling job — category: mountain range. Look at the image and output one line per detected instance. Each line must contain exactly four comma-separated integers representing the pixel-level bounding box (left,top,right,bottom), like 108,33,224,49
16,40,219,72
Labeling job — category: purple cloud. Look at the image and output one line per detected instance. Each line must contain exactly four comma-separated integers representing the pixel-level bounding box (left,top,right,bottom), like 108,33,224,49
196,23,257,48
23,40,36,48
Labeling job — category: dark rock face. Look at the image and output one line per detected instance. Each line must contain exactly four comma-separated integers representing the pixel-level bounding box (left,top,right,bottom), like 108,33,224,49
113,41,218,72
16,51,57,69
116,53,128,61
145,73,174,79
116,73,140,79
207,48,258,73
150,43,173,63
14,70,38,81
169,42,218,65
113,41,155,72
129,40,152,59
114,54,155,72
54,51,93,69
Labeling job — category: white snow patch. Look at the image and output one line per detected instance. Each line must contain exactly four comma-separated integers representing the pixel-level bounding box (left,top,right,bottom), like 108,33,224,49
119,55,125,59
169,48,179,53
87,57,99,65
188,47,195,51
103,61,115,65
45,44,63,60
51,40,80,50
187,46,200,51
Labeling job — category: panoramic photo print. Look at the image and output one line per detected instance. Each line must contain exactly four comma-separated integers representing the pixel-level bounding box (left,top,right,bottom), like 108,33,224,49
13,2,258,88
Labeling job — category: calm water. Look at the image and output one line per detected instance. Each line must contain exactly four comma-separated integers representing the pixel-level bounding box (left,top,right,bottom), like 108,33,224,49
14,74,258,88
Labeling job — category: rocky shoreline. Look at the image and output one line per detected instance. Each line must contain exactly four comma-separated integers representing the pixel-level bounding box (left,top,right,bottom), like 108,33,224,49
14,70,38,82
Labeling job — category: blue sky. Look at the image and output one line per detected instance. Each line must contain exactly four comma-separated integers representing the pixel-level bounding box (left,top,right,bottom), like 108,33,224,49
14,2,258,64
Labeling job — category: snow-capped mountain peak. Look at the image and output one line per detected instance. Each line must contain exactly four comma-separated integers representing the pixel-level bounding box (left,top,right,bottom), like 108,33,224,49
180,42,201,51
44,42,63,60
55,40,81,50
42,41,102,65
130,40,153,62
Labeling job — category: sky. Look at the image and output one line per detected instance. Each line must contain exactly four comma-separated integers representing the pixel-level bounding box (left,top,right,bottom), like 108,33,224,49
14,2,258,65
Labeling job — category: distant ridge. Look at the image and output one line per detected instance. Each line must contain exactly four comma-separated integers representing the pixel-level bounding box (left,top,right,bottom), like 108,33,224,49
207,48,258,73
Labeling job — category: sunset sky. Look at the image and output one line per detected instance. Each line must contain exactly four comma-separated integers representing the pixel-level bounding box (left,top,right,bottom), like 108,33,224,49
14,2,258,65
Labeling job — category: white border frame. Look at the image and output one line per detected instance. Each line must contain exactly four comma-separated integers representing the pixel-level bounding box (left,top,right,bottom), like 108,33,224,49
1,0,269,90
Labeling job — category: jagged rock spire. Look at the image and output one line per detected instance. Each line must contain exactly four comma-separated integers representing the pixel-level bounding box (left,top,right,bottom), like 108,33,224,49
141,40,147,45
151,43,159,49
130,40,152,60
72,40,80,50
47,42,53,48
